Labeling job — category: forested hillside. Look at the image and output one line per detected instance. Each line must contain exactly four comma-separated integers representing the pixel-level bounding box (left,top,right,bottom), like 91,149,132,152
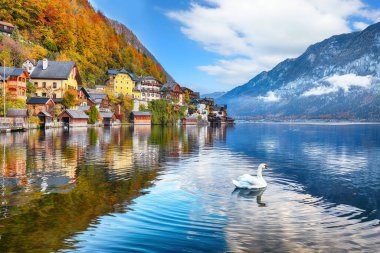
0,0,168,85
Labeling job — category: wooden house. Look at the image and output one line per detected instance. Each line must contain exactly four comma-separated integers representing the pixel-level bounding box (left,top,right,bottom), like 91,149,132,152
0,21,15,35
100,112,116,126
161,83,184,105
182,116,198,125
37,111,53,129
58,109,89,127
131,111,152,125
26,97,55,117
30,59,82,98
0,67,29,100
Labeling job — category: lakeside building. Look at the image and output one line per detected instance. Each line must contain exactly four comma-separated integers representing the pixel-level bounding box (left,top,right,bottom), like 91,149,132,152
161,82,184,105
136,76,162,101
105,69,137,97
0,67,29,100
131,111,152,125
26,97,55,117
0,21,14,36
78,87,110,111
58,109,89,127
30,59,82,99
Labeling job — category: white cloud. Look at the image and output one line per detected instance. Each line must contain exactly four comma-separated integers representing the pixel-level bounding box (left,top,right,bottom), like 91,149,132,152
302,74,372,96
353,21,370,30
258,91,281,102
167,0,380,88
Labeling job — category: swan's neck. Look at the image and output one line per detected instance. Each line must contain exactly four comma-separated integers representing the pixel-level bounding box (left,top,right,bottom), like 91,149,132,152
257,168,264,179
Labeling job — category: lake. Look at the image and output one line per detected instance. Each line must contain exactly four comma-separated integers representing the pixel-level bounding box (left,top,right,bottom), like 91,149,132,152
0,124,379,252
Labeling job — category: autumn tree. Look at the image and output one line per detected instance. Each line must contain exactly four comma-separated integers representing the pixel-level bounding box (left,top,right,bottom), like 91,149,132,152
62,90,78,109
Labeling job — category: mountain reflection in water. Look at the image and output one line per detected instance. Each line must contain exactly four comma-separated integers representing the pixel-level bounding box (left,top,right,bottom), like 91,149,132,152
0,124,379,252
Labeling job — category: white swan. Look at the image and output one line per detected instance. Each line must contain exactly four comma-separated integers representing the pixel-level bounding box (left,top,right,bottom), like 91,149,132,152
232,163,268,189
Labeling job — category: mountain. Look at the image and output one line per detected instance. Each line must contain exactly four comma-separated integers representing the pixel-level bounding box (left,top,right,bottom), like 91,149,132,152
201,92,226,99
219,22,380,120
109,19,174,83
0,0,168,85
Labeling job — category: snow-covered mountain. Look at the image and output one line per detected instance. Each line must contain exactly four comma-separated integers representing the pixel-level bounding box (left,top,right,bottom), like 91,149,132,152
219,22,380,120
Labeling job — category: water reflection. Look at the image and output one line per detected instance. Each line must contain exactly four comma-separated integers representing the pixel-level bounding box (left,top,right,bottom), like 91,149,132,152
0,124,379,252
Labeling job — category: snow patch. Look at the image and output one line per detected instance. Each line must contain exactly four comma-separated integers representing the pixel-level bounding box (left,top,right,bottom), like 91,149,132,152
258,91,281,102
302,74,372,96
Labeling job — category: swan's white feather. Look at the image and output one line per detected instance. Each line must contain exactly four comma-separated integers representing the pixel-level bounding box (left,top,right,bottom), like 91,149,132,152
232,164,268,189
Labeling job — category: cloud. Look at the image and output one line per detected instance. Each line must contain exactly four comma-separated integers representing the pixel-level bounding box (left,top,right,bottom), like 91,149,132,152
302,74,372,96
353,21,370,30
167,0,380,88
258,91,281,102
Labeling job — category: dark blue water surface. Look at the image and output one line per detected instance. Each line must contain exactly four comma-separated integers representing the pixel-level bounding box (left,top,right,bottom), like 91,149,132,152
0,124,379,252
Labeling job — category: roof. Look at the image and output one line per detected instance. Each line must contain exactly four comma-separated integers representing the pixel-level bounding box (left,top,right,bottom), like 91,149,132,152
100,112,114,118
132,111,152,116
106,69,137,80
77,105,90,111
30,60,75,80
53,98,63,104
0,21,15,27
0,67,27,81
161,83,181,92
184,116,198,120
26,97,53,105
63,109,89,119
23,59,37,65
89,93,107,100
6,108,28,118
37,111,53,117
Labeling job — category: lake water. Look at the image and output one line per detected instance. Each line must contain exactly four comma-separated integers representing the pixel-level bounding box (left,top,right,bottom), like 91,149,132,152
0,124,379,252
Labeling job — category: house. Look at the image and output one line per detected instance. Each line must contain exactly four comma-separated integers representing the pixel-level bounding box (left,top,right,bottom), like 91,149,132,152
78,87,110,110
100,111,116,126
136,76,162,101
30,59,82,99
105,69,137,97
22,59,37,74
0,67,29,100
182,116,198,125
0,21,15,35
161,83,184,105
37,111,53,128
58,109,89,127
181,87,199,100
26,97,55,117
6,108,28,129
131,111,152,125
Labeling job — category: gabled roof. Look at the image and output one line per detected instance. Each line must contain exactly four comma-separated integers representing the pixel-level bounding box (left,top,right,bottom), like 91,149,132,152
7,108,28,118
63,109,89,119
0,67,28,80
106,69,136,80
30,60,76,80
78,105,90,111
0,21,15,28
37,111,53,118
132,111,152,116
100,112,114,118
161,82,182,92
27,97,53,105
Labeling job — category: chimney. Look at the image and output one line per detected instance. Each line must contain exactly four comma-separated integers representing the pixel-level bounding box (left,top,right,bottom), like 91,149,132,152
42,58,48,70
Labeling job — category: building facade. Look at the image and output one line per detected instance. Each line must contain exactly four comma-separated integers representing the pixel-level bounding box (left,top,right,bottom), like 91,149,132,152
26,97,55,117
0,21,14,35
161,83,184,105
0,67,29,100
30,59,81,99
105,69,136,97
136,76,162,101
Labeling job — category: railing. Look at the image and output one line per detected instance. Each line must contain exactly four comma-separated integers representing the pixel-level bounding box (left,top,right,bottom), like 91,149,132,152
0,117,27,130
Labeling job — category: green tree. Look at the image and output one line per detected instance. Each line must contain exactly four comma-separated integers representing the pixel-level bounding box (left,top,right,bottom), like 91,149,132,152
88,105,98,124
184,90,190,105
26,81,36,98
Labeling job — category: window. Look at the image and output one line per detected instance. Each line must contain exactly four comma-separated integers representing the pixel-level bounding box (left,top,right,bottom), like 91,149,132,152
42,82,46,88
52,93,56,99
53,82,57,89
42,93,47,97
34,82,38,87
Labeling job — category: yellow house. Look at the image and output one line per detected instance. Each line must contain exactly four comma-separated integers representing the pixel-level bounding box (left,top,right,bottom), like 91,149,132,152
105,69,137,97
30,59,81,99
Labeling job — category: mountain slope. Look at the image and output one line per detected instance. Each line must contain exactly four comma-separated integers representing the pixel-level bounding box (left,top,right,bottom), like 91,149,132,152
0,0,168,85
219,22,380,120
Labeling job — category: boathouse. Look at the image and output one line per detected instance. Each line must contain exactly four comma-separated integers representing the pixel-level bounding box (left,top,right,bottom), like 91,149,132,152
37,111,53,128
131,111,152,125
59,109,88,127
100,111,116,126
182,116,198,125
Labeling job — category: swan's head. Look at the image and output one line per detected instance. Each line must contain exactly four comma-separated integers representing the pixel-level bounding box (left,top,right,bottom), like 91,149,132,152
258,163,269,170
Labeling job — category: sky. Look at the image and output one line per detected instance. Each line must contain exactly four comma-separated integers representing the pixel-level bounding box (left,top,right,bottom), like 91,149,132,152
89,0,380,94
